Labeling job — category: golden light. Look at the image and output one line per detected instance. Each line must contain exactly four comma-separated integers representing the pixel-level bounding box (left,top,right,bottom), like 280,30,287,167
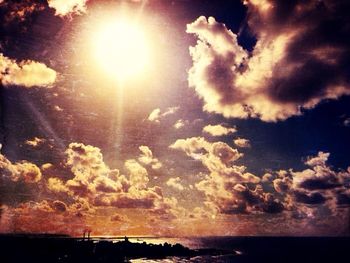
93,18,150,80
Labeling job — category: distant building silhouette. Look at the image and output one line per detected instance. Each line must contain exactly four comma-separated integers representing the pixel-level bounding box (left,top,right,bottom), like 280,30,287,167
83,230,92,241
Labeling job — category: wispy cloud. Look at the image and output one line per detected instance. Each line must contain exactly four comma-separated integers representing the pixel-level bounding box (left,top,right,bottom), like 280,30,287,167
25,137,46,147
147,106,180,123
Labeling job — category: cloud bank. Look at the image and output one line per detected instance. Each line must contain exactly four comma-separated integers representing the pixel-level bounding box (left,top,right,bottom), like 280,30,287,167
46,143,180,221
171,136,350,225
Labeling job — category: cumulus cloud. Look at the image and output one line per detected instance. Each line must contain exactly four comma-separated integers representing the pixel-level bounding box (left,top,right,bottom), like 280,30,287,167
261,172,274,183
125,159,149,189
147,106,179,123
138,146,162,170
171,137,243,166
269,151,350,219
170,137,267,214
273,173,292,194
147,108,161,122
233,137,251,148
202,124,236,136
169,136,211,159
292,152,342,191
0,53,56,87
47,0,89,17
46,142,180,220
48,142,129,199
166,177,185,191
149,196,186,221
187,0,350,121
171,136,350,219
0,152,42,183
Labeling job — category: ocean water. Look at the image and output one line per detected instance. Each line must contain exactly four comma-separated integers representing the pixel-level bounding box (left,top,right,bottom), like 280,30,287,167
122,236,349,263
130,255,237,263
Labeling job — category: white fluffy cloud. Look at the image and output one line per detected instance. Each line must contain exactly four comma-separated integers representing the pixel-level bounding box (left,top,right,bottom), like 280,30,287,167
0,53,57,88
47,0,89,17
46,143,180,221
202,124,236,136
233,137,251,148
138,146,162,170
166,177,185,191
0,153,42,183
170,137,266,214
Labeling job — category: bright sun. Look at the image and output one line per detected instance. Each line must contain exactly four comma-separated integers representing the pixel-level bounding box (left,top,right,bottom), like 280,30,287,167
94,19,150,80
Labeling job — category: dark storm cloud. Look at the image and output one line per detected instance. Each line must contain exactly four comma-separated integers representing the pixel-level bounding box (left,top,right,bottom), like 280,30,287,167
336,189,350,206
0,0,45,26
187,0,350,121
293,190,327,205
262,197,284,214
299,177,341,190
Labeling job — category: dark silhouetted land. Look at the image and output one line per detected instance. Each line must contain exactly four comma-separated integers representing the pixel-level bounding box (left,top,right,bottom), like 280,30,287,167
1,234,350,262
0,234,234,262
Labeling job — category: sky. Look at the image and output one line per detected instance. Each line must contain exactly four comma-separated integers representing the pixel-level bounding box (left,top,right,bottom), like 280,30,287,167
0,0,350,237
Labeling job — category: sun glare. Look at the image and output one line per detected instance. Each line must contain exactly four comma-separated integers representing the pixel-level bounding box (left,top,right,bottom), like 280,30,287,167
93,19,150,80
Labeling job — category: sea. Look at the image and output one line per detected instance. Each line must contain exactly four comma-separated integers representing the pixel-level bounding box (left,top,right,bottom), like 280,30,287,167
88,236,350,263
